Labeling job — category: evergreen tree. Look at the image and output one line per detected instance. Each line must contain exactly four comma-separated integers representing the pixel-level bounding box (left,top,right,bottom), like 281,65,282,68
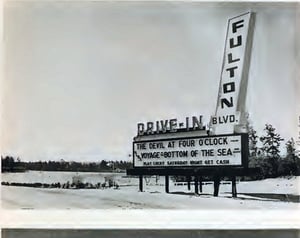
286,138,296,155
248,126,259,157
260,124,284,177
281,138,299,175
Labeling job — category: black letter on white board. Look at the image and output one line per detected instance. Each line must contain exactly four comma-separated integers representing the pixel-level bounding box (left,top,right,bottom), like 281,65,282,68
221,97,233,108
223,82,235,93
228,53,240,63
226,66,238,78
232,20,244,33
230,35,242,48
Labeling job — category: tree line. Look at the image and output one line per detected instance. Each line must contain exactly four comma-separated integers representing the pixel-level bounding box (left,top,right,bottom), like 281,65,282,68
1,157,132,173
248,123,300,178
2,123,300,179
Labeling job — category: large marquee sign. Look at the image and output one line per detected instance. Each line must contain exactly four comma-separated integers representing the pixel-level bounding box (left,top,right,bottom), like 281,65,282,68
128,12,256,195
212,12,255,134
133,133,248,168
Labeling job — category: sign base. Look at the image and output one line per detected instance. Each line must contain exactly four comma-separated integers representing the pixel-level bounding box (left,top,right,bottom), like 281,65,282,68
127,167,260,197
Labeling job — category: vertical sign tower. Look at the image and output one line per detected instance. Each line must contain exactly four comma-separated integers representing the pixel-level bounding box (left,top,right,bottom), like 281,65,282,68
128,12,258,196
211,12,255,135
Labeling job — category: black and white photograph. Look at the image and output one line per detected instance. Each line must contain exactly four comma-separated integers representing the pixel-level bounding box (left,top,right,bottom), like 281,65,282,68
1,1,300,211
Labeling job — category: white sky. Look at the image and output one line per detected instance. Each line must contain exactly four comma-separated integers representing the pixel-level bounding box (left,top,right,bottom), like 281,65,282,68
2,1,300,161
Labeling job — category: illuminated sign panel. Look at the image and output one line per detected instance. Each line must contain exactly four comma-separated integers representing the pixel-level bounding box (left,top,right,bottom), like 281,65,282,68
133,134,248,168
212,12,255,134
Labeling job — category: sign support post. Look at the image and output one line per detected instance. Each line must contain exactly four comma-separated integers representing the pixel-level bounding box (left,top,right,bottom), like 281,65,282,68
199,176,203,193
213,175,221,197
194,176,199,195
139,175,143,192
232,176,237,197
187,176,191,190
165,175,169,193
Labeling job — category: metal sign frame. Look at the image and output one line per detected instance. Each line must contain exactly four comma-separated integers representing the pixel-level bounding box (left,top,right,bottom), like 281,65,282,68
132,133,249,169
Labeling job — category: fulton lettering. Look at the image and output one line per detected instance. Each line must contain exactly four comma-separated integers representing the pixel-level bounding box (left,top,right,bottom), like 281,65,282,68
212,12,254,134
221,19,244,109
